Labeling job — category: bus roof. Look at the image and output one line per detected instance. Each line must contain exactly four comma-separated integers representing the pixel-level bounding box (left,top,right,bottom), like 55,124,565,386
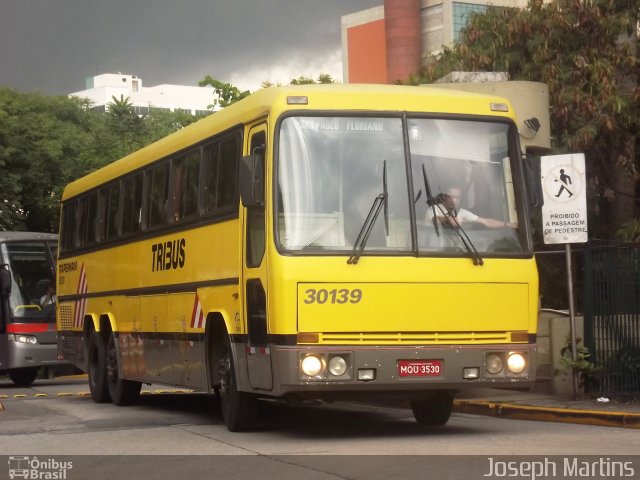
0,232,58,243
62,84,515,201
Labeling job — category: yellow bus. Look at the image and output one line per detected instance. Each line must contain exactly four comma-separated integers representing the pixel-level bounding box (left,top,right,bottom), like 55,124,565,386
57,84,538,431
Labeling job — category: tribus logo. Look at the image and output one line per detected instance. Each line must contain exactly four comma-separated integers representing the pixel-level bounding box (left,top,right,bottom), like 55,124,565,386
8,456,73,480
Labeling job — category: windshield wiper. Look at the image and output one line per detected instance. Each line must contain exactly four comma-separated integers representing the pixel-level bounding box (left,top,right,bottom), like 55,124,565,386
421,163,483,266
347,160,389,265
446,213,484,266
422,164,440,237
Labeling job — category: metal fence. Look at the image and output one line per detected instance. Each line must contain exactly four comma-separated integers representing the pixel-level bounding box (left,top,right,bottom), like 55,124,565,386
583,243,640,399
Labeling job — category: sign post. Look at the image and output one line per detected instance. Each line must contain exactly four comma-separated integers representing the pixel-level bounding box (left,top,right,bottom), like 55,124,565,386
541,153,588,399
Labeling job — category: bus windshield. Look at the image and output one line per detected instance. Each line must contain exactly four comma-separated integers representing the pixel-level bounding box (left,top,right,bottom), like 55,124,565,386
1,242,57,320
276,115,526,256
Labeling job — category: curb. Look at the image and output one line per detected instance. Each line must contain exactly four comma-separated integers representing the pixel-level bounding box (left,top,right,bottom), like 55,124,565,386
453,400,640,429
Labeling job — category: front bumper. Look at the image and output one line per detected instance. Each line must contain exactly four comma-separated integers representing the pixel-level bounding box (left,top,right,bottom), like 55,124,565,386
265,344,536,397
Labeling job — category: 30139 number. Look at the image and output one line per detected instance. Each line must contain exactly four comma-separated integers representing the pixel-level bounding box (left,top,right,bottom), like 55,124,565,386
303,288,363,304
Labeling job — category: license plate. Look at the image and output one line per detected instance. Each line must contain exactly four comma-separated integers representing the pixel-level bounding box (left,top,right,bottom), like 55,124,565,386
397,359,443,377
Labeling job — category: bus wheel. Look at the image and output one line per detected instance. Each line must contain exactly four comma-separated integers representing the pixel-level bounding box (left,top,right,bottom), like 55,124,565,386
217,336,257,431
87,330,110,403
410,391,454,426
9,367,39,386
106,332,141,406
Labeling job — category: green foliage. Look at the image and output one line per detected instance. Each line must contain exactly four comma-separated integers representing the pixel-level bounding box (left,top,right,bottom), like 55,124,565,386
106,95,146,157
263,73,337,88
0,88,110,232
414,0,640,238
198,76,251,108
557,336,600,390
142,108,208,142
290,73,335,85
0,88,207,233
615,218,640,242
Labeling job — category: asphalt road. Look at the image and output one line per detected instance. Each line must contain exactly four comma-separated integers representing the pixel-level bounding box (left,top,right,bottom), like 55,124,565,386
1,377,639,479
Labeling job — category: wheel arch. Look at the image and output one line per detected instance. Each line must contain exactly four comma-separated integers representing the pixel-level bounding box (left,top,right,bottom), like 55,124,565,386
204,311,231,390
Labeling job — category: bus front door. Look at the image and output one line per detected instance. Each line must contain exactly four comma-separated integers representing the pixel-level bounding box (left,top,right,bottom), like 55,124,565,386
241,124,273,391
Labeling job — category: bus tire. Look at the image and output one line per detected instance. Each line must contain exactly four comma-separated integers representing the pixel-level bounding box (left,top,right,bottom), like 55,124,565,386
410,391,454,426
218,335,257,432
106,332,141,406
87,330,110,403
9,367,39,386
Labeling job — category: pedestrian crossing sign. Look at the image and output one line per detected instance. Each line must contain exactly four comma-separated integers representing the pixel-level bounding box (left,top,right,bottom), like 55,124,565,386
541,153,588,244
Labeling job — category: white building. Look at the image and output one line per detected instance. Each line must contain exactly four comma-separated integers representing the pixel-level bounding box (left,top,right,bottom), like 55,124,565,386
69,73,214,116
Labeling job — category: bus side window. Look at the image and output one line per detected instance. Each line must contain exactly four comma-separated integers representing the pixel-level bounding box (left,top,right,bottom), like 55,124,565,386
74,197,89,248
86,193,99,245
203,141,221,214
218,136,239,210
146,163,170,228
246,131,266,268
171,150,200,223
97,188,109,242
122,174,143,235
61,201,76,252
107,183,121,239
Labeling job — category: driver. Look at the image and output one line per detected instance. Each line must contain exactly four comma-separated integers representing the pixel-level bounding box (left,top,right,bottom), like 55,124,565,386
431,187,515,229
40,282,57,307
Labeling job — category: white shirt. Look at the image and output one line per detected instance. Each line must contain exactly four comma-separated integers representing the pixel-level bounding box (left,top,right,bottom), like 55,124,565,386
40,294,56,306
456,208,478,222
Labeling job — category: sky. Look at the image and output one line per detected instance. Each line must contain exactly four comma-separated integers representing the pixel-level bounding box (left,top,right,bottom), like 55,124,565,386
0,0,381,96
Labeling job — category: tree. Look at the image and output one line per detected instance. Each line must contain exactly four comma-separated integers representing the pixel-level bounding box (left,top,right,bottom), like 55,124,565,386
413,0,639,238
198,76,251,108
141,108,209,145
290,74,336,85
0,88,112,232
0,89,210,233
106,94,146,157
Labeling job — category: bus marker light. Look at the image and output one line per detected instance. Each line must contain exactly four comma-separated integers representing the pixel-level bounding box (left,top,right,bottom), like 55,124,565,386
463,367,479,379
357,369,375,381
297,332,319,343
490,102,509,112
287,96,308,105
510,331,529,343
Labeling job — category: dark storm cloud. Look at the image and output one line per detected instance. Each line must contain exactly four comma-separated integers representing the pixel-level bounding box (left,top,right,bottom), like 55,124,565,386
0,0,381,95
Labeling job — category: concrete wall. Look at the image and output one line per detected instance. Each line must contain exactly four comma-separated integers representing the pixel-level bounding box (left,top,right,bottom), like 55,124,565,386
537,311,585,398
427,79,551,155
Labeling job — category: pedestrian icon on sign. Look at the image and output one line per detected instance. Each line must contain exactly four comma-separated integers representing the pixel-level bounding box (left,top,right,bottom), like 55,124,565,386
554,169,573,198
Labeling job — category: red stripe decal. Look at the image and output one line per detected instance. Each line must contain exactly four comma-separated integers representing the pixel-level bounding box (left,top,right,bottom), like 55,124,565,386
7,323,49,333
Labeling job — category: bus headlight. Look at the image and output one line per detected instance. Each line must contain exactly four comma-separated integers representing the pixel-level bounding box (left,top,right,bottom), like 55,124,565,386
15,334,38,345
328,356,347,377
486,354,503,374
507,353,526,374
301,355,323,377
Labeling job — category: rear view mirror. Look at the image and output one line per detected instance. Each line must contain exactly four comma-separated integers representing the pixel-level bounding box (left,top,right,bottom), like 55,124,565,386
239,147,264,207
523,155,544,209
